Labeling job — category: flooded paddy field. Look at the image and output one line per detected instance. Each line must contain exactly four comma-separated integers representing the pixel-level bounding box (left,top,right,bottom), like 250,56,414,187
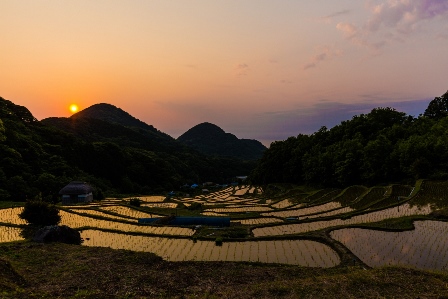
2,181,448,270
253,203,433,237
81,229,339,267
0,225,24,243
331,221,448,271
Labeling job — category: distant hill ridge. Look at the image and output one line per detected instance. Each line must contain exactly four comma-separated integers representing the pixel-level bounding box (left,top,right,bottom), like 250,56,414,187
177,122,267,160
41,103,181,154
71,103,166,135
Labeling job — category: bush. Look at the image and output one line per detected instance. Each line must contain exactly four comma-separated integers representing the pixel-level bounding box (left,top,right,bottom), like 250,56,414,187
129,197,141,207
0,189,10,201
19,201,61,226
188,202,203,211
215,237,223,246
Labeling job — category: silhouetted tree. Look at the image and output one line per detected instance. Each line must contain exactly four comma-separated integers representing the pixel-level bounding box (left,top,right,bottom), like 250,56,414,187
424,90,448,119
19,200,61,226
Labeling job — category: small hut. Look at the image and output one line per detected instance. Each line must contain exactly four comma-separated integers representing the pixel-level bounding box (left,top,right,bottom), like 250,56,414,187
59,181,94,205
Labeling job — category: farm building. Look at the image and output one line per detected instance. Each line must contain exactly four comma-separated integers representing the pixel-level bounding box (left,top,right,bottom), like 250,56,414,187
59,181,94,205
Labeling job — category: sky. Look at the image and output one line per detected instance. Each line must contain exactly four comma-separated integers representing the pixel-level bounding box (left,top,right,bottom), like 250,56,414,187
1,0,448,146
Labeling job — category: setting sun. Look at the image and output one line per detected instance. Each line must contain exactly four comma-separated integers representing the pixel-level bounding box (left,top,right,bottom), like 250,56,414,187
69,104,78,113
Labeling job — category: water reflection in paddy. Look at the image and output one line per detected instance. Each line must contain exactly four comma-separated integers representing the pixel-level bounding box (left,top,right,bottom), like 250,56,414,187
60,210,194,236
0,207,26,225
331,221,448,271
253,204,432,237
0,226,24,243
81,229,340,267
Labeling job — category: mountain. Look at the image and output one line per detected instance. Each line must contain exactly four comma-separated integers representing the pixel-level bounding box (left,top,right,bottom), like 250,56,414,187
0,97,257,201
177,122,267,160
71,103,165,134
41,103,180,153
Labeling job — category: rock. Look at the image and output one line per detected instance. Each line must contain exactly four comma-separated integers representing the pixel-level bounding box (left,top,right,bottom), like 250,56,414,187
32,225,81,245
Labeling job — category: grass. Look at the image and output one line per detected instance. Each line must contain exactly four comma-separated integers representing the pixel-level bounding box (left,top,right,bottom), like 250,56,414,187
1,241,448,298
0,201,24,209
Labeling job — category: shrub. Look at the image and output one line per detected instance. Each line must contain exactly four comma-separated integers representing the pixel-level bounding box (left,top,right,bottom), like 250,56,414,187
188,202,203,211
129,198,141,207
215,237,223,246
19,200,61,226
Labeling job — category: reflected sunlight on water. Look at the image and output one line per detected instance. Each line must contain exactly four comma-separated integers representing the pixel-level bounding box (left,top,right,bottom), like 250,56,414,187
253,204,433,237
81,229,339,267
331,221,448,271
0,226,24,243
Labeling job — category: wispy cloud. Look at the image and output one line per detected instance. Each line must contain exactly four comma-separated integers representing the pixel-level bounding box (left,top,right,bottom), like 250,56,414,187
234,63,249,76
336,0,448,51
336,22,386,52
321,9,351,23
303,45,341,70
185,64,198,69
365,0,448,34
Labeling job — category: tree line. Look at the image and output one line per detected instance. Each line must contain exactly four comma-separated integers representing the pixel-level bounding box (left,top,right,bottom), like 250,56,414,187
250,91,448,187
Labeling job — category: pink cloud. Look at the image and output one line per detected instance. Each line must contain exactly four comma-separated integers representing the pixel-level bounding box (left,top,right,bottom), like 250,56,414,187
335,0,448,52
336,22,386,52
234,63,249,76
366,0,448,34
303,46,341,70
336,22,359,40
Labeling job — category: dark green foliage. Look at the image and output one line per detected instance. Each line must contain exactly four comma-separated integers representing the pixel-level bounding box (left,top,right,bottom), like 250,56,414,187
129,198,141,207
19,200,61,226
251,91,448,187
95,188,105,201
0,119,5,142
188,202,203,211
424,90,448,119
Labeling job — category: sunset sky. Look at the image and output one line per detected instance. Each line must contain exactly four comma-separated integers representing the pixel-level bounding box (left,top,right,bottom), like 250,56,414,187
1,1,448,146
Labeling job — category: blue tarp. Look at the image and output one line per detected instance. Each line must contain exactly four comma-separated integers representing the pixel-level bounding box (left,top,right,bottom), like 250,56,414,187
139,216,230,227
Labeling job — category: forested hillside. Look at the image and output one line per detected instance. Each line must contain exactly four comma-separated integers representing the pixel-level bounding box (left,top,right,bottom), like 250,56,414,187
0,98,256,201
250,91,448,187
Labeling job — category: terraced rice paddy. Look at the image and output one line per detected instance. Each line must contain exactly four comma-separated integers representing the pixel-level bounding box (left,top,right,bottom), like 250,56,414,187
306,206,355,219
207,206,273,213
0,226,23,243
201,212,228,216
234,217,282,225
253,204,433,237
99,206,155,219
68,208,136,221
271,199,296,209
262,202,343,218
331,221,448,271
233,187,249,196
59,210,193,236
0,207,26,225
81,229,339,267
131,196,166,202
2,181,448,271
141,203,178,208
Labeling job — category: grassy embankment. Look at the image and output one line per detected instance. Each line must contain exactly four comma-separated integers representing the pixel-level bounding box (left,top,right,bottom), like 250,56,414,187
1,241,448,298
